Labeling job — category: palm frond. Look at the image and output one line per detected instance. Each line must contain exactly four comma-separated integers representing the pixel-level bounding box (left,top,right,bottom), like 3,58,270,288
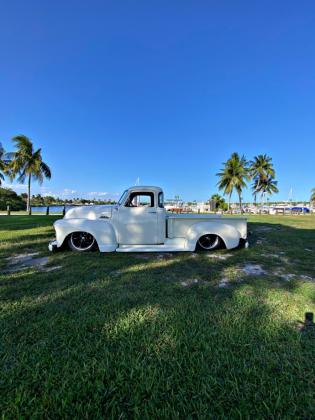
4,151,15,160
8,138,52,185
40,162,51,179
12,135,33,156
216,152,249,201
16,170,27,184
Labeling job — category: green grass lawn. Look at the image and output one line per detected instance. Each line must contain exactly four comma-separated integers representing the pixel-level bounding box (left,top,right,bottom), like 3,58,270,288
1,215,315,418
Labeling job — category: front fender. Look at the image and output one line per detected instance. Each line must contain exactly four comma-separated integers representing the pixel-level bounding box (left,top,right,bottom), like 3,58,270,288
53,219,117,252
185,221,241,250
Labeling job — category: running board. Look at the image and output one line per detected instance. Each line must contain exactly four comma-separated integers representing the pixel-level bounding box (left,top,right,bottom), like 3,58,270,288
117,242,187,253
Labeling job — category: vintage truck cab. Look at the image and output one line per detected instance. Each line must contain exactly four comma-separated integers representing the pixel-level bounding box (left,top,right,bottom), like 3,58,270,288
49,186,248,252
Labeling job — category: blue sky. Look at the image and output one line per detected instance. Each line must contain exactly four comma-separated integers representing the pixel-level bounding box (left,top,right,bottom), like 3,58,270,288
0,0,314,202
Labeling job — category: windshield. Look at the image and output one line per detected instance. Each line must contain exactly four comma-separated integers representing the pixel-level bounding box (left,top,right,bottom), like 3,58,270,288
118,190,128,206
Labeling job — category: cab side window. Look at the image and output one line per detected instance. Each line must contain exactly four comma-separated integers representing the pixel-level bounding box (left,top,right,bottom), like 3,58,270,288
158,192,164,208
125,192,154,207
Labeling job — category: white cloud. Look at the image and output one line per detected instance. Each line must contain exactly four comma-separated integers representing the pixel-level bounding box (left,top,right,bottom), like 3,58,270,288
2,182,27,191
55,188,78,198
38,186,56,197
86,191,120,199
42,191,57,198
87,191,111,197
51,188,120,200
1,182,119,201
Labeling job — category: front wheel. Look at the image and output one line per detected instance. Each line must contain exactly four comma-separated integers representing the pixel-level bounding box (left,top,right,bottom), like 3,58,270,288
68,231,96,252
197,234,222,251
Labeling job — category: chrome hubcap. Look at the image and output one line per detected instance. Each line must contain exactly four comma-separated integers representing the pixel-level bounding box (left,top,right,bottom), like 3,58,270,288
198,234,220,250
70,232,95,251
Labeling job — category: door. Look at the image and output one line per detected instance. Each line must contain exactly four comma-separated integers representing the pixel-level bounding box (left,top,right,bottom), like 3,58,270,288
118,191,158,244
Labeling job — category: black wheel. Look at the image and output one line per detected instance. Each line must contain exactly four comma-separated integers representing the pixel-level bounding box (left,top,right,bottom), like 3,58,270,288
68,231,96,252
197,234,221,251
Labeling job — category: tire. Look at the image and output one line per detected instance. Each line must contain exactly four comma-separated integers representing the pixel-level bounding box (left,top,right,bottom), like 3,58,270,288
197,234,222,251
68,231,96,252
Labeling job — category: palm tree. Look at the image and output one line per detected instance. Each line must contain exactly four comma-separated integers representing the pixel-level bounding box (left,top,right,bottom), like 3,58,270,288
8,135,51,215
0,143,6,185
209,193,227,212
217,152,249,213
249,154,275,205
0,142,12,185
255,175,279,206
216,165,233,212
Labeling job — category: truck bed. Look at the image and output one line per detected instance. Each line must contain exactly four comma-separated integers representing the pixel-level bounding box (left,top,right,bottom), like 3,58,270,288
166,214,247,239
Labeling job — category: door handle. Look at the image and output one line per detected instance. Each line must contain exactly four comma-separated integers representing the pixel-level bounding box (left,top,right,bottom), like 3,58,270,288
148,211,157,214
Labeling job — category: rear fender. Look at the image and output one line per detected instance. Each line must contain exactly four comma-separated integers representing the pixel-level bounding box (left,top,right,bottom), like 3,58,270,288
53,219,117,252
185,221,241,250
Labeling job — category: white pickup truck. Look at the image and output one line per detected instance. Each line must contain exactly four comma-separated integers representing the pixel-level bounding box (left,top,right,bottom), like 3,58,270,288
48,186,248,253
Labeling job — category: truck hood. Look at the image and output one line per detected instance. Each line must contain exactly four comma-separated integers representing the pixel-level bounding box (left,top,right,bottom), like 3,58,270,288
64,205,116,220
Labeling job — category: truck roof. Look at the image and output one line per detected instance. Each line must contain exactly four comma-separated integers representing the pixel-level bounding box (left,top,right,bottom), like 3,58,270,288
127,186,163,193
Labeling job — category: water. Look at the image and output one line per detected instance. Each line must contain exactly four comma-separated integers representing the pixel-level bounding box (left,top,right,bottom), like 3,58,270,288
31,205,76,214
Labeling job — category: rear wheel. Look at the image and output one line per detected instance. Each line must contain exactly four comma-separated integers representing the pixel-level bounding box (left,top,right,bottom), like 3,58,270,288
197,234,221,251
68,231,96,252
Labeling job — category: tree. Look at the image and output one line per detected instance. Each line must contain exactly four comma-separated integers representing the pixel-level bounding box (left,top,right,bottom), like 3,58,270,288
254,175,279,205
8,135,51,215
210,193,228,211
217,152,249,213
0,142,10,185
44,195,56,205
0,187,26,211
311,188,315,204
249,154,276,205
